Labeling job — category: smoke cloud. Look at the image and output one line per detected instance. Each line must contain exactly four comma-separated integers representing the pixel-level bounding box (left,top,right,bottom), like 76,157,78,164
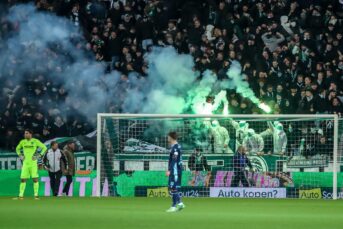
1,3,268,128
224,61,271,113
1,4,121,125
123,46,198,114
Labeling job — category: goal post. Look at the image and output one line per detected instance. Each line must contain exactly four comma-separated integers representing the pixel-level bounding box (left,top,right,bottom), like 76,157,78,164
333,114,339,200
96,114,340,199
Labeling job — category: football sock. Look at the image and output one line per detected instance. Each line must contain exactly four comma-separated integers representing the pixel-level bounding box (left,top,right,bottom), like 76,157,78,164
33,182,39,196
19,182,26,197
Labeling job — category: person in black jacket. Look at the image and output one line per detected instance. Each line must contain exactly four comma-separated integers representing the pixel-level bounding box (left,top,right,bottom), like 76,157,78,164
188,148,211,186
43,141,67,196
107,31,122,69
231,146,252,187
315,135,329,157
314,89,329,113
188,148,210,171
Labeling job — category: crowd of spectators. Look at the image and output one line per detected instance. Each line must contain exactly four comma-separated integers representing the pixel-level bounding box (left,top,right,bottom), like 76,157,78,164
1,0,343,150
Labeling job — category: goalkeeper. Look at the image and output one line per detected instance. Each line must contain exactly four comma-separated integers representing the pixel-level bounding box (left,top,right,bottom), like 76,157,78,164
15,129,47,199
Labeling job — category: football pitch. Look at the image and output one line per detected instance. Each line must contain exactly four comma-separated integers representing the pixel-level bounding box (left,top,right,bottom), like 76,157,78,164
0,197,342,229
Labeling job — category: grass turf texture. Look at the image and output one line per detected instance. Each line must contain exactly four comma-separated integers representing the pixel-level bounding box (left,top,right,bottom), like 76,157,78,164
0,197,342,229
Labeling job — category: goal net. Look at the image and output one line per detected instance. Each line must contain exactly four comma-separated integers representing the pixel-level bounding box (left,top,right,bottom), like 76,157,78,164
97,114,340,199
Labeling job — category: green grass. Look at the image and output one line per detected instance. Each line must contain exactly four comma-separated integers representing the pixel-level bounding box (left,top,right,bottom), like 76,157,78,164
0,197,343,229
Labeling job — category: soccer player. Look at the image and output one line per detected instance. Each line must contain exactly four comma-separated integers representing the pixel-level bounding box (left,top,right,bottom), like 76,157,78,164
166,131,185,212
15,129,47,199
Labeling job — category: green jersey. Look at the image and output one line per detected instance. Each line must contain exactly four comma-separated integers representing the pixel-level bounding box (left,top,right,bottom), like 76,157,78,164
16,138,47,166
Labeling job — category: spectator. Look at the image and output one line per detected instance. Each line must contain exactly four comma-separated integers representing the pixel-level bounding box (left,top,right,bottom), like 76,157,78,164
1,0,343,150
330,97,343,116
187,19,204,46
107,31,123,69
31,112,45,136
315,135,330,157
188,148,210,172
50,116,68,137
314,89,329,113
209,120,231,154
316,72,326,90
242,129,264,155
263,84,275,103
188,148,211,187
261,31,285,52
303,89,316,114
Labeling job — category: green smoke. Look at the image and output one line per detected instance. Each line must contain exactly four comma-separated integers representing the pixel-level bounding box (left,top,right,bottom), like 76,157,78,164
188,61,271,115
226,61,271,113
186,70,229,115
187,70,215,114
124,47,269,115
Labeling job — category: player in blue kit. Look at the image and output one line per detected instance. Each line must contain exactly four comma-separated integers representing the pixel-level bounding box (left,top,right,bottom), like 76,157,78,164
166,131,185,213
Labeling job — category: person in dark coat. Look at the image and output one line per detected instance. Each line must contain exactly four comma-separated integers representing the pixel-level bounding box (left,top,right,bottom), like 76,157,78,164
231,146,253,187
61,141,76,196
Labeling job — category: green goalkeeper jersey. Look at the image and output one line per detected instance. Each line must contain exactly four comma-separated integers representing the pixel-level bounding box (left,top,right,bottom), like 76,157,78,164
16,138,47,166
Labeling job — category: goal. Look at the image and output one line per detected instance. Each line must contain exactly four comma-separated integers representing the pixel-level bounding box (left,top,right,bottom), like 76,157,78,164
96,114,340,199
